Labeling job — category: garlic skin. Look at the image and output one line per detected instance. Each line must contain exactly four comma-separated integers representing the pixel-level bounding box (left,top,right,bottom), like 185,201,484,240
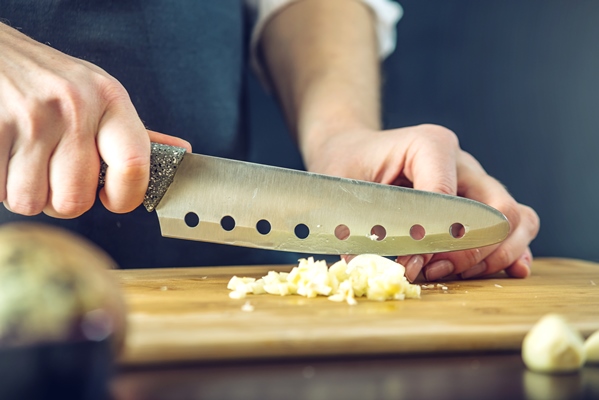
522,314,585,373
584,329,599,364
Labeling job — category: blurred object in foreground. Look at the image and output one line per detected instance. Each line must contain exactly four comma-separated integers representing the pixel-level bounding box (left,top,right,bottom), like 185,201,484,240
0,222,127,400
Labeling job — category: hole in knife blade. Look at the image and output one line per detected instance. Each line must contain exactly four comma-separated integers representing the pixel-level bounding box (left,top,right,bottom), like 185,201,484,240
370,225,386,241
450,223,465,238
410,224,425,240
334,224,350,240
184,212,199,228
220,215,236,231
256,219,271,235
294,224,310,240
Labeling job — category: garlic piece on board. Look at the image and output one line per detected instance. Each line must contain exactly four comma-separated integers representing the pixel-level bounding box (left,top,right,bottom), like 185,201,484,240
522,314,585,373
226,254,419,305
584,329,599,364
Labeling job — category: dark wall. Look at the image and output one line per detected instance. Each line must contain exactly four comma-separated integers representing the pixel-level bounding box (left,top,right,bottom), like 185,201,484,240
247,1,599,262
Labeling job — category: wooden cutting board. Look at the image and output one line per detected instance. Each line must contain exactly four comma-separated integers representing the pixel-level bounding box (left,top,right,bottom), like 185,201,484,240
115,258,599,366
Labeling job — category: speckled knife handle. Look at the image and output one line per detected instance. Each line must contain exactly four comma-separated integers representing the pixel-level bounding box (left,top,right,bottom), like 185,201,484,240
98,143,187,212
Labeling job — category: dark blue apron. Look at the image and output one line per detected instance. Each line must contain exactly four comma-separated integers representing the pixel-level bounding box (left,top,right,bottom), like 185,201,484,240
0,1,303,267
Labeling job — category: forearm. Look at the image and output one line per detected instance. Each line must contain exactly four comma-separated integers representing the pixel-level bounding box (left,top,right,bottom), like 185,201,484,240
260,0,381,168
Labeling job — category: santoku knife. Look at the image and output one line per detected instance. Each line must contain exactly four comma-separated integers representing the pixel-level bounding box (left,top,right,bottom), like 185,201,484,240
100,143,509,256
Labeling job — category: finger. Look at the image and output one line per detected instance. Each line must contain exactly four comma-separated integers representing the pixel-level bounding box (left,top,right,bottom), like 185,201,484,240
97,94,150,214
396,254,434,282
457,152,521,233
421,154,526,280
2,97,57,215
405,125,459,195
476,206,539,277
459,205,538,280
341,254,356,263
504,247,533,278
5,143,51,215
424,246,497,281
424,201,536,281
0,122,12,203
147,130,192,153
459,245,529,280
43,134,99,218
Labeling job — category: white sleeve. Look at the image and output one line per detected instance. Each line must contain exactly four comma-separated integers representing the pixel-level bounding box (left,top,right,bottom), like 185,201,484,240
245,0,403,80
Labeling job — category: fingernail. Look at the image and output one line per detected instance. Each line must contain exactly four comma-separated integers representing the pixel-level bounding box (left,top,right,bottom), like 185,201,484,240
341,254,356,263
405,255,424,282
425,260,454,281
520,253,532,268
461,261,487,279
517,254,532,277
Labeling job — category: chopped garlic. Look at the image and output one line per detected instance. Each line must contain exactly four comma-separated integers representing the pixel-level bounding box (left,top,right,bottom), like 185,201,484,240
226,254,420,305
241,301,254,312
227,276,255,291
229,290,246,299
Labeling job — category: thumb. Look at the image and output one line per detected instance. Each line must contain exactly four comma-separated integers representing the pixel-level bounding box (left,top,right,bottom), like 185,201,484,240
405,126,459,195
147,130,192,153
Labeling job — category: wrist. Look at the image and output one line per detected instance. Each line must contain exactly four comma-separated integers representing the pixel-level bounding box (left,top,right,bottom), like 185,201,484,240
299,122,377,177
296,85,381,171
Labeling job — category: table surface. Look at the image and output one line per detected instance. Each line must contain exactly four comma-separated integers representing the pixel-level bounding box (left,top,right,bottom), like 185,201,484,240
116,258,599,365
111,352,599,400
110,257,599,400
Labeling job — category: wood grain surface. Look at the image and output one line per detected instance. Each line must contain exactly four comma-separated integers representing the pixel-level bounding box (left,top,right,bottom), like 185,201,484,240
114,258,599,366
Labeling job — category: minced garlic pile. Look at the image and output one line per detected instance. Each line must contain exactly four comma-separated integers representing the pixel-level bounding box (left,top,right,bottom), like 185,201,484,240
227,254,421,305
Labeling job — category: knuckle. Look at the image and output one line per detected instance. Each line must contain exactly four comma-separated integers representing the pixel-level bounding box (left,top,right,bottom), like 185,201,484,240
13,98,46,139
12,78,89,141
455,248,483,272
6,197,45,216
491,245,513,271
520,204,541,236
121,154,150,181
497,199,521,233
460,150,482,168
99,191,141,214
431,177,455,196
55,80,86,113
98,76,130,105
46,77,91,129
417,124,460,148
51,197,94,218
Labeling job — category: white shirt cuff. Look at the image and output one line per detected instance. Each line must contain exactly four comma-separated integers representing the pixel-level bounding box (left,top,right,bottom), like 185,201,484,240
245,0,403,84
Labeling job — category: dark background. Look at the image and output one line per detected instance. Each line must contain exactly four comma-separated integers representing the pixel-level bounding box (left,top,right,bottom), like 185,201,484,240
247,0,599,263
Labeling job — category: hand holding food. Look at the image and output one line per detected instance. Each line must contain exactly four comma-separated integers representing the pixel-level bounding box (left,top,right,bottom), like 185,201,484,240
303,124,539,282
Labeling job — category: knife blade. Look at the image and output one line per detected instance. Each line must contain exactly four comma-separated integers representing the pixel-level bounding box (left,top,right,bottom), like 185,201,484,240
100,143,509,256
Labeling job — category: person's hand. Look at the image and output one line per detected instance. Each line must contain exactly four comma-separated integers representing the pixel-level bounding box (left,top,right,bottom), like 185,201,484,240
0,23,190,218
303,123,540,282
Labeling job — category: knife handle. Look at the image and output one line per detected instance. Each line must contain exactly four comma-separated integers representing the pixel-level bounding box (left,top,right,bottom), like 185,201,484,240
98,143,187,212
